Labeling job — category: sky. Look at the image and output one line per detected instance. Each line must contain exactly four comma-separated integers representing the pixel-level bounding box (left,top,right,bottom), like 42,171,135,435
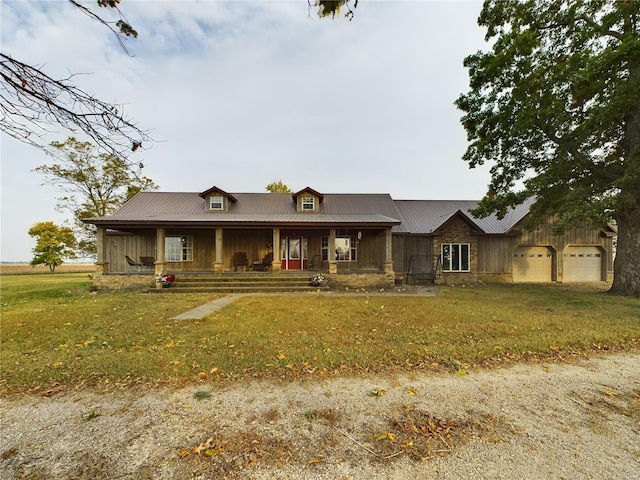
1,0,491,262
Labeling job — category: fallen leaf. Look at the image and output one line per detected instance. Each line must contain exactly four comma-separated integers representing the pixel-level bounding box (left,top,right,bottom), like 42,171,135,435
368,389,387,398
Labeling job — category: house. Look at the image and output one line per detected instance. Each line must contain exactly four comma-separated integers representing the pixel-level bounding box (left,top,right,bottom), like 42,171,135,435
84,186,616,290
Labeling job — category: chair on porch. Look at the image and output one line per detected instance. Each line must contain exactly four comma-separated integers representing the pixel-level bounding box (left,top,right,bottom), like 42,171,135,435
260,252,273,271
140,256,155,268
308,254,322,270
232,252,249,271
125,255,143,270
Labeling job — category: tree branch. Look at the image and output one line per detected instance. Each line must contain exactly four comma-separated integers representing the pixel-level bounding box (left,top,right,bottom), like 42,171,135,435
1,53,151,159
68,0,138,55
577,14,624,41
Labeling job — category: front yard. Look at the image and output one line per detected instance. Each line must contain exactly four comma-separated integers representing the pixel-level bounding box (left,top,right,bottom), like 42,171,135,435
1,274,638,392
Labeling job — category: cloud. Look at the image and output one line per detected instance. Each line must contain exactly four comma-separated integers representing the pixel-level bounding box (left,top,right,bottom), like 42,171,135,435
1,0,489,261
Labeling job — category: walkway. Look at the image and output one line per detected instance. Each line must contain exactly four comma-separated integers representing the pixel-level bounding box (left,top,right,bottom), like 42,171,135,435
172,286,436,320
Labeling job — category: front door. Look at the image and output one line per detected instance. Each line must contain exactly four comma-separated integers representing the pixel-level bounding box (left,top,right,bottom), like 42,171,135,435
281,237,306,270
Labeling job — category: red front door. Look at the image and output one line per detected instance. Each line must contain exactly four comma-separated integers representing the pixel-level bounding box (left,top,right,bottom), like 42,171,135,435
282,237,305,270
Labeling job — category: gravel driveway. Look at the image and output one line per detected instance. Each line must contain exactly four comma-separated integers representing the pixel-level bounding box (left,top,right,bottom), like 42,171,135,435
1,352,639,479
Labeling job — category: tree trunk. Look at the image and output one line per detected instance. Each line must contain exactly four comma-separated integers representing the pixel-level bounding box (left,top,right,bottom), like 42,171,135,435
611,37,640,297
610,206,640,297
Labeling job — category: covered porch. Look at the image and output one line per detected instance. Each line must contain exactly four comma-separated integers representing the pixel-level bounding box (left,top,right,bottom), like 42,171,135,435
92,224,397,290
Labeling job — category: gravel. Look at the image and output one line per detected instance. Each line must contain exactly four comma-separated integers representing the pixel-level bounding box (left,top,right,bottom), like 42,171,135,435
1,352,639,479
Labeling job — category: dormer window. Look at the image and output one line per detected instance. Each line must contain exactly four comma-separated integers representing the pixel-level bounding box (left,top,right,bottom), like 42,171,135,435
302,197,315,211
292,187,323,212
199,186,236,212
210,195,224,211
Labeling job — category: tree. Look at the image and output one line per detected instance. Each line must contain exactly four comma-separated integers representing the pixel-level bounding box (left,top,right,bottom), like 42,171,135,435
455,0,640,297
266,180,293,193
1,1,149,158
34,137,158,256
28,221,77,273
311,0,358,20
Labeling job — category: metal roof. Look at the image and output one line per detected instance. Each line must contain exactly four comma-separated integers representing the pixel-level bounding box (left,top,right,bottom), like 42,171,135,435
86,192,402,227
86,191,534,234
392,198,533,235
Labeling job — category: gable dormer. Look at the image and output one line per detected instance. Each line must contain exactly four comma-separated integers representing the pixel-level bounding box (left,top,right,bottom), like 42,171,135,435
292,187,324,213
199,186,237,212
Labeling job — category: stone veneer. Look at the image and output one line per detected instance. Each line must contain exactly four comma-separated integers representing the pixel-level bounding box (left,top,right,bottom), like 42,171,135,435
326,272,395,291
92,271,154,291
432,216,478,284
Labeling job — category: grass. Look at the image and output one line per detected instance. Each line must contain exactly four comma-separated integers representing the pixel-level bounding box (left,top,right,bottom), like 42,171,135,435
1,273,639,393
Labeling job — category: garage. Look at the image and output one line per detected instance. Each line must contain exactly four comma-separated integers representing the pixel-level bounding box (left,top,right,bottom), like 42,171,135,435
512,247,553,282
563,246,603,282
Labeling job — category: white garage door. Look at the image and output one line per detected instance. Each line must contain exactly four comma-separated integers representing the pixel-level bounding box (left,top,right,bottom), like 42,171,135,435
563,246,602,282
513,247,553,282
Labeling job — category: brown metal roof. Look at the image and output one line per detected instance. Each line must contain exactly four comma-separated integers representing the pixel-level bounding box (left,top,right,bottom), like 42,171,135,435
85,192,402,228
86,191,535,234
392,199,533,235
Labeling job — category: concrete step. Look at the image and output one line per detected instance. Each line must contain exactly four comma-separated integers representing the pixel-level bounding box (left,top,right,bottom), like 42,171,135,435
153,285,329,294
152,272,328,293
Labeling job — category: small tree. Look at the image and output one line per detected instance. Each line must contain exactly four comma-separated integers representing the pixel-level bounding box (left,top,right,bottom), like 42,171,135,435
28,221,77,273
34,137,158,256
265,180,293,193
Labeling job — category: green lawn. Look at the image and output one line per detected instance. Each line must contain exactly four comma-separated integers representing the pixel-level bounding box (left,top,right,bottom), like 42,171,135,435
1,273,639,392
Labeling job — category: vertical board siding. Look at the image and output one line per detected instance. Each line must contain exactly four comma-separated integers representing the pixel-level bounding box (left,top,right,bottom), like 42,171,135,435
106,231,156,272
477,236,514,273
104,218,613,280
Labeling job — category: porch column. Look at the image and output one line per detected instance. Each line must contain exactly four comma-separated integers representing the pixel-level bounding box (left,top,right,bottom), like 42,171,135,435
95,226,108,274
328,228,337,274
384,227,395,278
214,227,224,274
271,228,281,273
155,227,165,279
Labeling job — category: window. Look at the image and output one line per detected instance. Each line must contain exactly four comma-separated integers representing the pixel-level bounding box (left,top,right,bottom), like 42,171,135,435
321,235,357,262
210,195,224,211
442,243,470,272
165,236,193,261
302,197,315,210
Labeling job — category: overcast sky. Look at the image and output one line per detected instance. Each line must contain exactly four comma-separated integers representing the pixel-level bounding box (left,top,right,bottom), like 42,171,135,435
1,0,490,262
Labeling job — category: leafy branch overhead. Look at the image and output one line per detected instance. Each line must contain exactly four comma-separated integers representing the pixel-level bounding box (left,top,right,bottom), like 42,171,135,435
0,0,149,159
312,0,359,20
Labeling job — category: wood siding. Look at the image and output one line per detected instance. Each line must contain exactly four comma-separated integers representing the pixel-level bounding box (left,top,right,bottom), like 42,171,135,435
103,216,613,282
392,236,433,274
105,228,388,273
477,236,514,273
105,230,156,272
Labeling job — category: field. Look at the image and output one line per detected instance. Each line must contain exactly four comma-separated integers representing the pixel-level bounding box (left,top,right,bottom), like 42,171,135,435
1,273,639,393
0,263,95,275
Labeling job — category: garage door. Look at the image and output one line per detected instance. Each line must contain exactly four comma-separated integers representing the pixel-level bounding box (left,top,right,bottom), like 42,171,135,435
513,247,553,282
563,246,602,282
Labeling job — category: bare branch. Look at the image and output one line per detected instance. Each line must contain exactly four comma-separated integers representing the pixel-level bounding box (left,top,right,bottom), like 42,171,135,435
68,0,138,55
0,53,151,159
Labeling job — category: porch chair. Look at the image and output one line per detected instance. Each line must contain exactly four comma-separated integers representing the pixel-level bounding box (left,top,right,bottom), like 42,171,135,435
261,251,273,271
308,254,322,270
125,255,142,270
140,256,155,268
232,252,249,271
